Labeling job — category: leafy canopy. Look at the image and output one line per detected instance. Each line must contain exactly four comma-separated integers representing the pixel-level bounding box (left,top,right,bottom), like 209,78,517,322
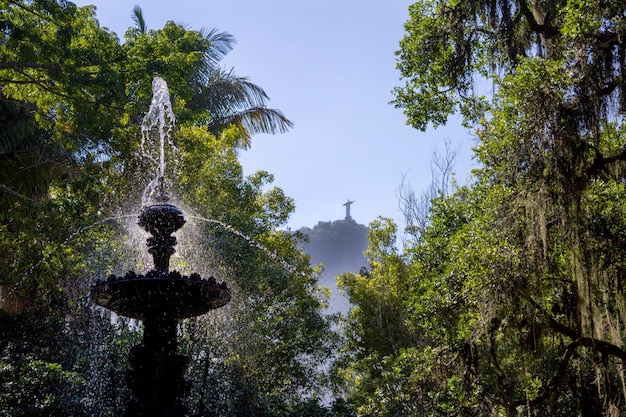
336,0,626,416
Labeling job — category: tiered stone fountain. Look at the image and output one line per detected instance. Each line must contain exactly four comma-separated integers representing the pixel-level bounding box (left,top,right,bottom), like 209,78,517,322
91,77,231,417
91,192,230,417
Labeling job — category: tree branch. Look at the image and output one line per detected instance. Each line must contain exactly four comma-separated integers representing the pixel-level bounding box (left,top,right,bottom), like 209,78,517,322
1,69,126,112
0,183,37,203
0,62,61,72
512,294,626,409
516,0,558,39
589,145,626,178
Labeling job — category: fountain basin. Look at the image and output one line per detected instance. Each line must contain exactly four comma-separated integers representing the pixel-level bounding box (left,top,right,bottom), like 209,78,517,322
92,273,230,320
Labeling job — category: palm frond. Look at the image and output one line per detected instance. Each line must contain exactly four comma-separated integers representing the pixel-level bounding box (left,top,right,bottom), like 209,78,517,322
0,148,69,200
188,69,270,112
0,97,74,207
209,107,293,149
0,99,39,155
198,28,236,69
187,67,293,147
131,5,147,34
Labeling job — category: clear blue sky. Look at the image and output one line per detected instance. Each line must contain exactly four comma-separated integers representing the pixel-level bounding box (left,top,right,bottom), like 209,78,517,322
73,0,475,231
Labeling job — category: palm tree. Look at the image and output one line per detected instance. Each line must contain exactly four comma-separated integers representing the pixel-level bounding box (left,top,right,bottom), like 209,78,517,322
0,97,73,211
132,6,293,149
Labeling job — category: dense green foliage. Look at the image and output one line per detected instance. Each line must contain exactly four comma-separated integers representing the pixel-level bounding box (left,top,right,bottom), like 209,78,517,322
335,0,626,416
0,1,330,415
6,0,626,415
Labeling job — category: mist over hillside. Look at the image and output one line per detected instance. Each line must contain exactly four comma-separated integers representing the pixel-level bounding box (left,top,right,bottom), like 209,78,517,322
298,204,369,314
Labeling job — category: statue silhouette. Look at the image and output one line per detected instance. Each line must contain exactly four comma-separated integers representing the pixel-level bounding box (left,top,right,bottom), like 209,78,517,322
343,199,355,220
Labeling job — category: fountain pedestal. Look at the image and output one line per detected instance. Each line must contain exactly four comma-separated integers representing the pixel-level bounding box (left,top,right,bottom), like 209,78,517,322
91,204,230,417
124,313,189,417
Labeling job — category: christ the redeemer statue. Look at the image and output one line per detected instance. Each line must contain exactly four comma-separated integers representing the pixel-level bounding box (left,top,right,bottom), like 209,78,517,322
343,199,355,220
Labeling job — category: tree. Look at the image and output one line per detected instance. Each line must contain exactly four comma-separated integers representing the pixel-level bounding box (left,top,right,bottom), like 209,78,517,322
0,1,126,140
0,0,126,209
337,1,626,415
333,218,418,416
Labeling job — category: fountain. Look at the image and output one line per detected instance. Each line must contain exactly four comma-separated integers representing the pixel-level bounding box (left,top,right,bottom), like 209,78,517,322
90,77,231,417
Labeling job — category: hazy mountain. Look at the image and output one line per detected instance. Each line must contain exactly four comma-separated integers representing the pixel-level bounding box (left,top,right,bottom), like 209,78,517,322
298,207,369,314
